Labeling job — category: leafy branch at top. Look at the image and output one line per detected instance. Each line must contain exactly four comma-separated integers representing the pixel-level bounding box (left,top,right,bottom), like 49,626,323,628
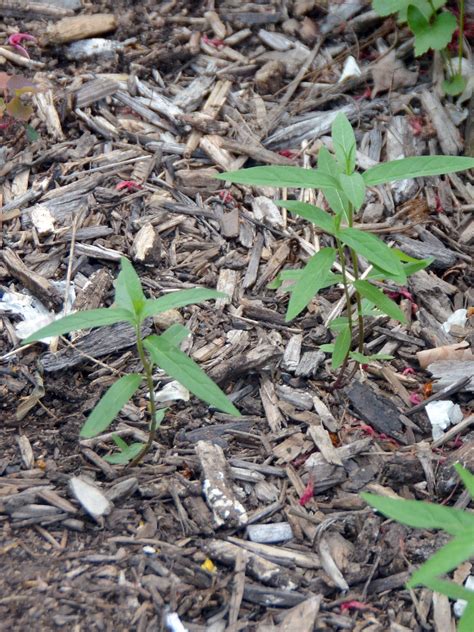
24,258,240,465
216,112,474,383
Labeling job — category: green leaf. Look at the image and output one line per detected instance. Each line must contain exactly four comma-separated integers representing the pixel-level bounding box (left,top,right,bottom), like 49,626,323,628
422,577,474,602
144,335,240,416
23,307,134,344
354,280,406,323
361,493,474,535
455,464,474,499
80,374,143,438
408,532,474,587
459,599,474,632
331,112,356,174
407,6,457,56
142,289,225,320
339,228,406,279
115,257,146,316
157,323,190,347
318,147,350,217
286,248,337,321
319,343,335,352
339,173,366,210
350,351,394,363
104,436,144,464
443,74,467,96
215,166,340,190
363,156,474,186
328,317,350,332
332,326,351,369
275,200,337,234
372,0,446,20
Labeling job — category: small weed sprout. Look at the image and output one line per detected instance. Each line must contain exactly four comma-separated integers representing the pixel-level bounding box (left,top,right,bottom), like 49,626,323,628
0,72,39,140
372,0,467,95
24,258,240,465
363,464,474,632
216,113,474,384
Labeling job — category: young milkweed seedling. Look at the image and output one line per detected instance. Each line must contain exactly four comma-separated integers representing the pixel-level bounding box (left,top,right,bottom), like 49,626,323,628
216,113,474,384
24,258,240,465
362,464,474,632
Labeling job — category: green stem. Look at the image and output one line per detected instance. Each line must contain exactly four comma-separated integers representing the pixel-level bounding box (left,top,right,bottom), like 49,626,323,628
458,0,465,76
346,201,364,354
350,252,365,354
336,238,353,340
129,322,158,467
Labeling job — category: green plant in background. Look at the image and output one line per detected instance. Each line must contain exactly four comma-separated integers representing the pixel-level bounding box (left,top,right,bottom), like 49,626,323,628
362,464,474,632
372,0,467,95
217,113,474,383
0,72,40,140
24,258,240,465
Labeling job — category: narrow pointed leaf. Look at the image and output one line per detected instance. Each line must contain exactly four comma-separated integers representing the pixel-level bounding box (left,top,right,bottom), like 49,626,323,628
23,307,134,344
332,326,351,369
339,228,406,279
455,464,474,499
332,112,356,173
363,156,474,186
104,440,144,464
115,257,146,315
408,533,474,587
361,493,474,535
286,248,337,321
155,323,190,347
354,280,406,323
276,200,337,234
144,335,240,416
422,577,474,603
142,289,225,319
339,172,366,209
459,600,474,632
215,166,339,189
318,146,350,217
80,374,143,438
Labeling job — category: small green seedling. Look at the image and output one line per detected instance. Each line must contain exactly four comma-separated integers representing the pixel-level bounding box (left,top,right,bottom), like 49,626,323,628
362,464,474,632
372,0,467,96
0,72,40,140
217,112,474,383
24,258,240,465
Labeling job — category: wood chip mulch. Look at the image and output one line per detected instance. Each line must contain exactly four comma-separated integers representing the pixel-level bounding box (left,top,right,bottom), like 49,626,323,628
1,1,473,630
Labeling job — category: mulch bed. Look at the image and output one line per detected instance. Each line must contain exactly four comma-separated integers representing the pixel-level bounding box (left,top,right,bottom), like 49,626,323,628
1,0,473,630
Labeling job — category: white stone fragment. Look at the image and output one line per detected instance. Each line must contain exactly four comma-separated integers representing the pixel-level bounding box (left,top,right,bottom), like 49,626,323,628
69,476,113,522
154,380,189,404
339,55,361,83
426,400,464,441
442,309,468,333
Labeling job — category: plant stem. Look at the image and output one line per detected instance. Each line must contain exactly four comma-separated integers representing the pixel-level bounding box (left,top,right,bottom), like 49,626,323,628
129,323,158,467
458,0,465,76
336,239,353,339
350,252,365,354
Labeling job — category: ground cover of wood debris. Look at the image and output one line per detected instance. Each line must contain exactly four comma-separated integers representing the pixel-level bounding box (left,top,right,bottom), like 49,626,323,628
0,1,473,630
